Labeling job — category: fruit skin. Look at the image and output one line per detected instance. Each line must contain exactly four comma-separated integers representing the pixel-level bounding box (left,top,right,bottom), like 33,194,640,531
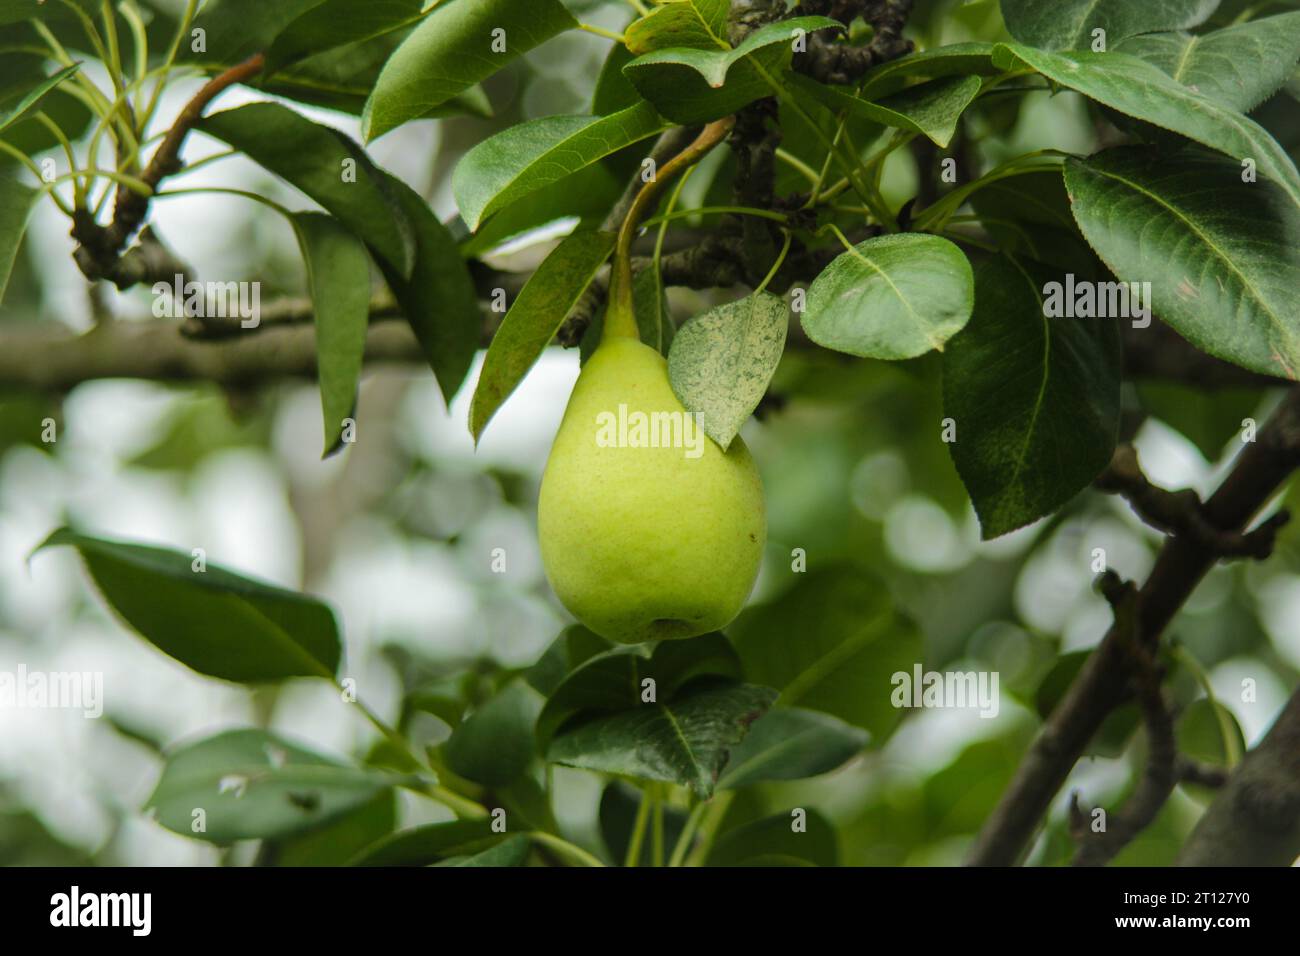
538,336,766,644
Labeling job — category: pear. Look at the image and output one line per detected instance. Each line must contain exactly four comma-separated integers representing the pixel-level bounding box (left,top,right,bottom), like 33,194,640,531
538,332,765,644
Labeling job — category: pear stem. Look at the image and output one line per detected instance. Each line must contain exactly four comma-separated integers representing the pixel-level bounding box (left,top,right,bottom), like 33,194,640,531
604,117,736,343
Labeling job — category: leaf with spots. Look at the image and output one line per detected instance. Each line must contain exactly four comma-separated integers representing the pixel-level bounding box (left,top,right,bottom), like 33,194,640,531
668,291,787,450
1065,146,1300,380
545,682,777,798
942,254,1121,538
802,233,974,360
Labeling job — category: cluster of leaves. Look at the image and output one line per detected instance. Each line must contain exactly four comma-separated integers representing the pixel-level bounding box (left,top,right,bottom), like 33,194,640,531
3,0,1298,865
37,529,913,865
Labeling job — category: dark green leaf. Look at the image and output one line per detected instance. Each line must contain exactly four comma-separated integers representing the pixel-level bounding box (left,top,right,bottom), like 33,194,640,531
942,255,1121,538
453,101,668,231
1178,697,1246,768
546,682,777,798
729,564,922,740
184,0,323,64
0,175,38,305
1066,146,1300,379
362,0,578,141
441,833,531,867
375,173,482,404
524,625,612,697
200,103,415,276
667,291,787,449
707,808,837,866
786,72,981,148
469,230,615,441
350,819,499,866
147,729,394,844
969,167,1096,272
994,43,1300,207
802,233,974,360
859,41,998,96
535,633,743,749
443,680,543,787
35,528,341,682
599,781,688,865
1116,13,1300,113
624,16,842,124
592,40,641,115
265,0,424,74
1000,0,1219,52
267,791,397,866
0,63,79,133
717,707,868,790
625,0,729,54
633,264,674,355
290,213,371,456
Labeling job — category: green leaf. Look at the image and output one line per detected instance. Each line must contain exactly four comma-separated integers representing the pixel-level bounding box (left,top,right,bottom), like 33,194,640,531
265,0,424,74
535,634,743,749
1066,146,1300,380
729,564,922,740
453,101,668,232
443,680,543,787
599,781,688,865
441,833,531,866
546,682,777,798
350,819,499,866
786,72,982,148
592,40,641,115
524,625,613,697
469,230,615,441
994,43,1300,207
942,255,1121,538
624,16,842,124
374,172,482,404
199,103,415,276
362,0,578,141
667,291,787,450
0,62,79,134
290,213,371,456
633,264,675,355
859,41,998,96
267,791,397,866
184,0,324,64
1000,0,1219,52
717,707,868,790
969,167,1097,272
625,0,729,54
707,808,837,866
802,233,974,360
35,528,341,683
147,729,394,844
1115,12,1300,113
0,175,38,306
1178,697,1245,768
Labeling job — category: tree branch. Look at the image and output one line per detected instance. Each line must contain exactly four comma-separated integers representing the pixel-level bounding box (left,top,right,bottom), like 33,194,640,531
967,387,1300,866
1178,687,1300,866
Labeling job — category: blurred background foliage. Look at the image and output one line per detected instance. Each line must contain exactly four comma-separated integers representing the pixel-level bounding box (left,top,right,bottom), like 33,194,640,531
1,0,1298,865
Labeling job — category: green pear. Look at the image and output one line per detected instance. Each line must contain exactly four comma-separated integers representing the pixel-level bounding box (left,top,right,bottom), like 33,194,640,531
538,331,765,644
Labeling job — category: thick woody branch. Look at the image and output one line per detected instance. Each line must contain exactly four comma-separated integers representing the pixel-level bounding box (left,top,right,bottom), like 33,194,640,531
794,0,915,84
968,387,1300,866
1178,687,1300,866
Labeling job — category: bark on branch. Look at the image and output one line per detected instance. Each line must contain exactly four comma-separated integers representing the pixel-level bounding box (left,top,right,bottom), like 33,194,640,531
967,387,1300,866
1177,688,1300,866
